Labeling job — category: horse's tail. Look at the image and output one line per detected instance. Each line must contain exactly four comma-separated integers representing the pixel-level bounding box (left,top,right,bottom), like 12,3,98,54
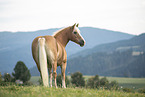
38,37,49,87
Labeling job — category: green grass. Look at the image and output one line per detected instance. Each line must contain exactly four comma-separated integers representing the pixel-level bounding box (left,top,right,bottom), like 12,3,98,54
0,86,145,97
106,77,145,89
30,76,41,85
0,76,145,97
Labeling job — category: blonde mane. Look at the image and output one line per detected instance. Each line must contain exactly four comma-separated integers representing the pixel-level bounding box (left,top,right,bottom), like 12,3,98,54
52,28,64,36
53,26,72,37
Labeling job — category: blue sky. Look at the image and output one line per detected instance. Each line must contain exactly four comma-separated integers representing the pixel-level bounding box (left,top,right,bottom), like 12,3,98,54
0,0,145,35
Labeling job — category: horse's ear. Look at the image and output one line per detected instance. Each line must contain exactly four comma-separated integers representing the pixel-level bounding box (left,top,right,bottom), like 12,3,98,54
76,23,79,27
72,23,76,29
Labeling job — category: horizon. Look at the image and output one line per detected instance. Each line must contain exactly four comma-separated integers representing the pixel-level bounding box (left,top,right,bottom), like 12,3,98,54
0,26,140,35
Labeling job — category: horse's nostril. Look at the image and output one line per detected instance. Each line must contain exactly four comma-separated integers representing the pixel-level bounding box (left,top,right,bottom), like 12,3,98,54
81,40,84,43
80,40,85,47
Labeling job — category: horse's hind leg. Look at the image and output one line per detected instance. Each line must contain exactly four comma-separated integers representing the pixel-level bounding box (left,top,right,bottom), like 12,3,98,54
53,61,58,88
48,67,52,87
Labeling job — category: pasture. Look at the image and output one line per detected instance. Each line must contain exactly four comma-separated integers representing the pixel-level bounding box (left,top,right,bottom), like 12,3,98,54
0,76,145,97
105,77,145,89
0,86,145,97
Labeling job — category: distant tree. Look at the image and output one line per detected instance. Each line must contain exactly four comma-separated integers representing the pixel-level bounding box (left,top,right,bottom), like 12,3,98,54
106,80,119,90
87,77,94,88
4,73,12,82
56,74,70,87
100,77,109,87
87,75,114,89
93,75,100,88
71,72,85,87
87,75,100,88
12,61,31,83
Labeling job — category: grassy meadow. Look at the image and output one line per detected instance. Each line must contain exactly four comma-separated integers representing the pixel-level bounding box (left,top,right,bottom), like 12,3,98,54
0,86,145,97
106,77,145,89
0,76,145,97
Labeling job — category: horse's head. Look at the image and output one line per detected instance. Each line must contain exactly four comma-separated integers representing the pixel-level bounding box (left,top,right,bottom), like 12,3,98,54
69,23,85,47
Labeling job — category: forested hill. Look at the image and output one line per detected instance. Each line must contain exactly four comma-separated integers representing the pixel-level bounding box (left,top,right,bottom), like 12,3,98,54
66,33,145,77
92,33,145,52
66,50,145,77
70,33,145,58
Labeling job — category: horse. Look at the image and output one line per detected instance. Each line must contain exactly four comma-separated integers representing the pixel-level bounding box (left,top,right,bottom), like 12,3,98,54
31,23,85,88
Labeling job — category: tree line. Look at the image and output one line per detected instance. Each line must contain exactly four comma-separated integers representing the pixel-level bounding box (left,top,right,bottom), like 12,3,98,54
67,50,145,77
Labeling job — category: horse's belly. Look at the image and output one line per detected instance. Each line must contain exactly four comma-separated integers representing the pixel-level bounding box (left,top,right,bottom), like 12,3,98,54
57,58,63,66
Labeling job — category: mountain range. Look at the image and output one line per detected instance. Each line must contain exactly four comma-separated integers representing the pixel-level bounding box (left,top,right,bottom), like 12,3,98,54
70,33,145,58
0,27,134,75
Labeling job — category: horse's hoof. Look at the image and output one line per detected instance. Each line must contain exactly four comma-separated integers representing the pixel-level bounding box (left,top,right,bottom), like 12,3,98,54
62,86,66,88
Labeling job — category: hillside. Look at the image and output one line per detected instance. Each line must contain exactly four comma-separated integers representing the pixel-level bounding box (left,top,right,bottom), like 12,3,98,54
66,50,145,77
70,33,145,58
0,27,133,74
67,33,145,77
92,33,145,53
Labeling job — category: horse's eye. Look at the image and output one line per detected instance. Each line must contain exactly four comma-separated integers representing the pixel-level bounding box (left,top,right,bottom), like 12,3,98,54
74,32,77,34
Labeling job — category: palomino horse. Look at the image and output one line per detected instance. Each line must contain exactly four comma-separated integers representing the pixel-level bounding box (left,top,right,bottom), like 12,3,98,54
32,23,85,88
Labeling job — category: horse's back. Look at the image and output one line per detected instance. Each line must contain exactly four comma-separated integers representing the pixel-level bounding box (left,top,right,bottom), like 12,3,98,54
32,35,57,71
32,35,56,55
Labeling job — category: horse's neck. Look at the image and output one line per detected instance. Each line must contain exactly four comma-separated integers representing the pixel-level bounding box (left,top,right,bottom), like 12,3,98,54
54,27,71,47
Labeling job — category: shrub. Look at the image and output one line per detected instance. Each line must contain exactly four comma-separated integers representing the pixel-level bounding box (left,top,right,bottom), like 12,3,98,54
122,88,134,93
87,75,100,89
4,73,12,82
56,74,70,87
23,81,33,86
0,82,15,86
87,77,95,88
100,77,109,87
106,80,119,90
93,75,100,88
71,72,85,87
137,88,145,93
87,75,119,90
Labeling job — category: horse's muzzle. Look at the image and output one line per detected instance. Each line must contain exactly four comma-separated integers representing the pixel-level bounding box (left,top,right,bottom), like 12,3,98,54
79,40,85,47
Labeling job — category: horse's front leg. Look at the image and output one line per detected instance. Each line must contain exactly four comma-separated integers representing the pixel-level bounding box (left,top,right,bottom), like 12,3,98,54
61,62,67,88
